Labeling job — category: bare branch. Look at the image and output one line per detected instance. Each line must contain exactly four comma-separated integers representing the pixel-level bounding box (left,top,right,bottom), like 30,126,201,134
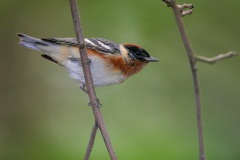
84,123,98,160
69,0,117,160
196,51,239,64
181,9,193,17
162,0,194,17
178,3,194,16
162,0,205,160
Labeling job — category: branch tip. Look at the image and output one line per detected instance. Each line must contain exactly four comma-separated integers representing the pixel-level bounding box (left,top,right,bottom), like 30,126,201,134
181,10,193,17
195,51,239,64
178,3,194,10
162,0,194,17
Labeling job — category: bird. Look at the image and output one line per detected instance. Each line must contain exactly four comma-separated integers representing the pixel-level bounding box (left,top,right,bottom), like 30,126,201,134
17,33,158,94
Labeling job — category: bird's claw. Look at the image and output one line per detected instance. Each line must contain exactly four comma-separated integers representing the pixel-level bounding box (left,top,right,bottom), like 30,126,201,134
88,98,102,108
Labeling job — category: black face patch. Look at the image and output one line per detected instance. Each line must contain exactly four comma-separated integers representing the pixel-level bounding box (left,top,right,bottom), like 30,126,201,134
124,45,150,62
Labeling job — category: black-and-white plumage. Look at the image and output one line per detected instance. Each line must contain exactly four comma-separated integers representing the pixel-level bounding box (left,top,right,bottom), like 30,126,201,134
41,37,120,55
85,38,120,54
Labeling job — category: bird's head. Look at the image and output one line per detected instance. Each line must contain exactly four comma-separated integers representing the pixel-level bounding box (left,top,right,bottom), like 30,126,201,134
123,44,159,62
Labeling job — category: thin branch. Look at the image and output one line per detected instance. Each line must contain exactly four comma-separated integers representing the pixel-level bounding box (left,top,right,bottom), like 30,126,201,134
177,3,194,16
162,0,206,160
84,123,98,160
162,0,194,17
196,51,239,64
69,0,117,160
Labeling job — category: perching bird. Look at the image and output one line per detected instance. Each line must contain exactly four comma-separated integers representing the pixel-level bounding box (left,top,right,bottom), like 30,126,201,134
17,33,158,93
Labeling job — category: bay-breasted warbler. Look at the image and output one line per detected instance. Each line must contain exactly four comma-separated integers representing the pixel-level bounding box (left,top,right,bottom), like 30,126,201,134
17,33,158,93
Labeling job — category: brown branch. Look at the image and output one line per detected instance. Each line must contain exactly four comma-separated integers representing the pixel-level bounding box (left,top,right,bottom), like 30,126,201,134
162,0,194,16
178,3,194,16
84,123,98,160
196,51,239,64
69,0,117,160
162,0,206,160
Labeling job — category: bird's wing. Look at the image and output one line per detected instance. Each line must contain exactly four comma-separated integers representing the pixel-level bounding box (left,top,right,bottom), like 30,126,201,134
41,37,121,55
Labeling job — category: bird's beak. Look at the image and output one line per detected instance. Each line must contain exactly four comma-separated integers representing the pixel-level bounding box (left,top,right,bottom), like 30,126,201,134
143,57,159,62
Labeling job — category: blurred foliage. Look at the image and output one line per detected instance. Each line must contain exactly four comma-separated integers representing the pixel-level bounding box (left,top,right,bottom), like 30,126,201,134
0,0,240,160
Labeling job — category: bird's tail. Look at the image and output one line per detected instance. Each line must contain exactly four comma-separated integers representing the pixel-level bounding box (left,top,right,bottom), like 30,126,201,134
17,33,50,52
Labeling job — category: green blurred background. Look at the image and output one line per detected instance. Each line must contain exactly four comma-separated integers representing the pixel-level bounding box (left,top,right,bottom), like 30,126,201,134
1,0,239,159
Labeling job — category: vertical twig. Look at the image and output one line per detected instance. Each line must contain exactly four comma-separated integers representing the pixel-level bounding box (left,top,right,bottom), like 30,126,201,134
84,123,98,160
171,1,205,160
69,0,117,159
162,0,206,160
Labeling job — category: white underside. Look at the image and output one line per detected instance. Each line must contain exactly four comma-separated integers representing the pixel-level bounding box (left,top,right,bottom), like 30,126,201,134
64,55,126,87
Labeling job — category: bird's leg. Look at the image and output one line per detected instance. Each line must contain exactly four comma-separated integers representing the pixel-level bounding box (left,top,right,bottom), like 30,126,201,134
78,59,91,66
80,84,89,95
80,84,102,107
88,98,102,108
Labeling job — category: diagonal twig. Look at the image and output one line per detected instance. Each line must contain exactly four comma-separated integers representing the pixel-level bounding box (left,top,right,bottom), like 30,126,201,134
69,0,117,159
84,123,98,160
195,51,239,64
